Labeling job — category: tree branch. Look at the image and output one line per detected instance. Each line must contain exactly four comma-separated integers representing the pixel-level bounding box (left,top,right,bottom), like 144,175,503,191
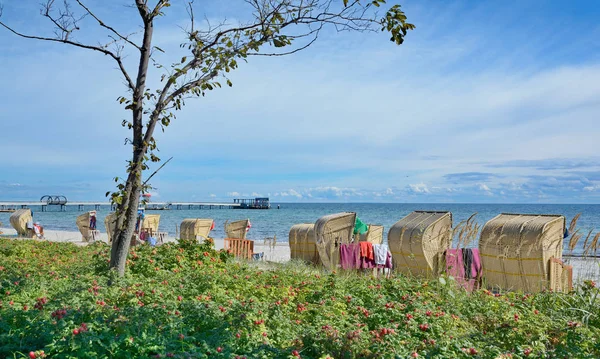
0,20,136,90
75,0,142,51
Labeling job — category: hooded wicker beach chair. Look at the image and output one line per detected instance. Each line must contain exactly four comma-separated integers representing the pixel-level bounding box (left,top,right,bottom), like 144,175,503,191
10,209,34,237
180,218,214,241
315,212,357,271
141,214,160,236
358,224,384,244
76,211,98,242
388,211,452,277
289,223,320,265
225,219,250,239
479,213,565,293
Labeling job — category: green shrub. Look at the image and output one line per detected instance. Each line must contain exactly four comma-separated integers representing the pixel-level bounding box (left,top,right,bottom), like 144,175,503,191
0,238,598,358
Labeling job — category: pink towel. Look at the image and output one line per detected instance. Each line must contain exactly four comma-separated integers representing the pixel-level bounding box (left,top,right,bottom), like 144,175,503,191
340,243,360,269
445,249,481,292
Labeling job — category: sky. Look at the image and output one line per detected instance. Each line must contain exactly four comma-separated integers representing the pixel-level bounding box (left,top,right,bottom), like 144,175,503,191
0,0,599,203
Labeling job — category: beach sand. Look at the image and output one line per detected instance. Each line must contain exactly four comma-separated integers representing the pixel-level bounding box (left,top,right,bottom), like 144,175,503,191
1,227,598,283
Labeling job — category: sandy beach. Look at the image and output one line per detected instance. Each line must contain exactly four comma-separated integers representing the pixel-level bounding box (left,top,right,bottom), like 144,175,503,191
1,227,598,283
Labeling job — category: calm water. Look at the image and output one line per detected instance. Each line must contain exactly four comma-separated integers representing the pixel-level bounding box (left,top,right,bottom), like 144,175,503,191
1,203,599,252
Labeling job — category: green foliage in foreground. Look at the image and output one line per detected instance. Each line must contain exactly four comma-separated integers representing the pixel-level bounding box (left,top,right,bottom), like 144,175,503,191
0,239,599,359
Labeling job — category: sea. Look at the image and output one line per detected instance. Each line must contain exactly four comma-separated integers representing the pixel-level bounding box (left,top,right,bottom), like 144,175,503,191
1,203,599,253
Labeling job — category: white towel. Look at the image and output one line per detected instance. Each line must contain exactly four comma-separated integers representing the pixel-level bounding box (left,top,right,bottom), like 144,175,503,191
373,244,388,265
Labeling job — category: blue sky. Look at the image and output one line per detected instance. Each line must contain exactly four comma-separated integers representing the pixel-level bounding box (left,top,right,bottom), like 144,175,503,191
1,0,599,203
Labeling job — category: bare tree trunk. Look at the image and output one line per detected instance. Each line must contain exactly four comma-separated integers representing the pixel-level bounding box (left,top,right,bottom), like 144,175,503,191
108,4,154,276
109,160,143,275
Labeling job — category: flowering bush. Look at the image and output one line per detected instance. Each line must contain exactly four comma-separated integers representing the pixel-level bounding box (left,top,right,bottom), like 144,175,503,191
0,238,599,358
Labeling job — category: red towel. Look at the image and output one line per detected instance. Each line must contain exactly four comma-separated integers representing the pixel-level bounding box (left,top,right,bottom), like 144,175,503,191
359,241,374,260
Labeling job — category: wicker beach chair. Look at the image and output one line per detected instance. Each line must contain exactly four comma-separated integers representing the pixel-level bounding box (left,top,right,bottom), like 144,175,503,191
141,214,160,236
388,211,453,278
358,224,384,244
76,211,99,242
10,209,34,238
225,219,250,239
314,212,357,271
289,223,320,265
479,213,565,293
180,218,214,241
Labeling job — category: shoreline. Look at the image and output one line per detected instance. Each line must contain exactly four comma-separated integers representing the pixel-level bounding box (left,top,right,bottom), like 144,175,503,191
1,227,598,282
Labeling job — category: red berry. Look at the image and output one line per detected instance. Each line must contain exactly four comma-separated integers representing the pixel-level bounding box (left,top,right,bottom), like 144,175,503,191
217,347,222,353
72,328,80,335
411,352,419,358
469,348,478,355
29,352,36,359
177,296,183,301
292,350,300,357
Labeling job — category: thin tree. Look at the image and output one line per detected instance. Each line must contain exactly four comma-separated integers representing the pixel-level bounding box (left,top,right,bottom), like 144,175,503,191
0,0,414,276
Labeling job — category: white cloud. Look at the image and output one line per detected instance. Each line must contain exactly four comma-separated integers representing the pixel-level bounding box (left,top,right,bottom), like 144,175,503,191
227,192,240,197
478,183,491,192
209,194,217,198
408,183,430,194
477,183,494,196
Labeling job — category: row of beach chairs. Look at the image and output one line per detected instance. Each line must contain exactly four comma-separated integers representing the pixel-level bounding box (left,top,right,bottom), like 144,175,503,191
289,211,573,293
8,209,259,259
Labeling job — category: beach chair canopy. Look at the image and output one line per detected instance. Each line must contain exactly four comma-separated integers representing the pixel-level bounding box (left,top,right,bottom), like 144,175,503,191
76,211,97,242
315,212,357,271
180,218,214,241
289,223,320,265
10,209,33,237
479,213,565,293
388,211,452,277
358,224,384,245
225,219,250,239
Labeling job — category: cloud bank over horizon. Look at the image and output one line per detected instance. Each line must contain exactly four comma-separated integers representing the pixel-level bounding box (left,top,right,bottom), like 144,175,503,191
1,0,599,203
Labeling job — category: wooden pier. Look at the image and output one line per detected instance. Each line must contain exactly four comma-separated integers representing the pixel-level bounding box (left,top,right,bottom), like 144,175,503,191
0,201,241,212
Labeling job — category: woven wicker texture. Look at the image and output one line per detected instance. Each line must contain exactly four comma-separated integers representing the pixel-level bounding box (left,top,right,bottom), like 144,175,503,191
180,218,213,241
288,223,320,265
225,219,249,239
388,211,452,277
10,209,33,237
479,213,565,293
358,224,384,244
549,258,573,293
104,213,116,243
315,212,357,271
76,212,96,242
